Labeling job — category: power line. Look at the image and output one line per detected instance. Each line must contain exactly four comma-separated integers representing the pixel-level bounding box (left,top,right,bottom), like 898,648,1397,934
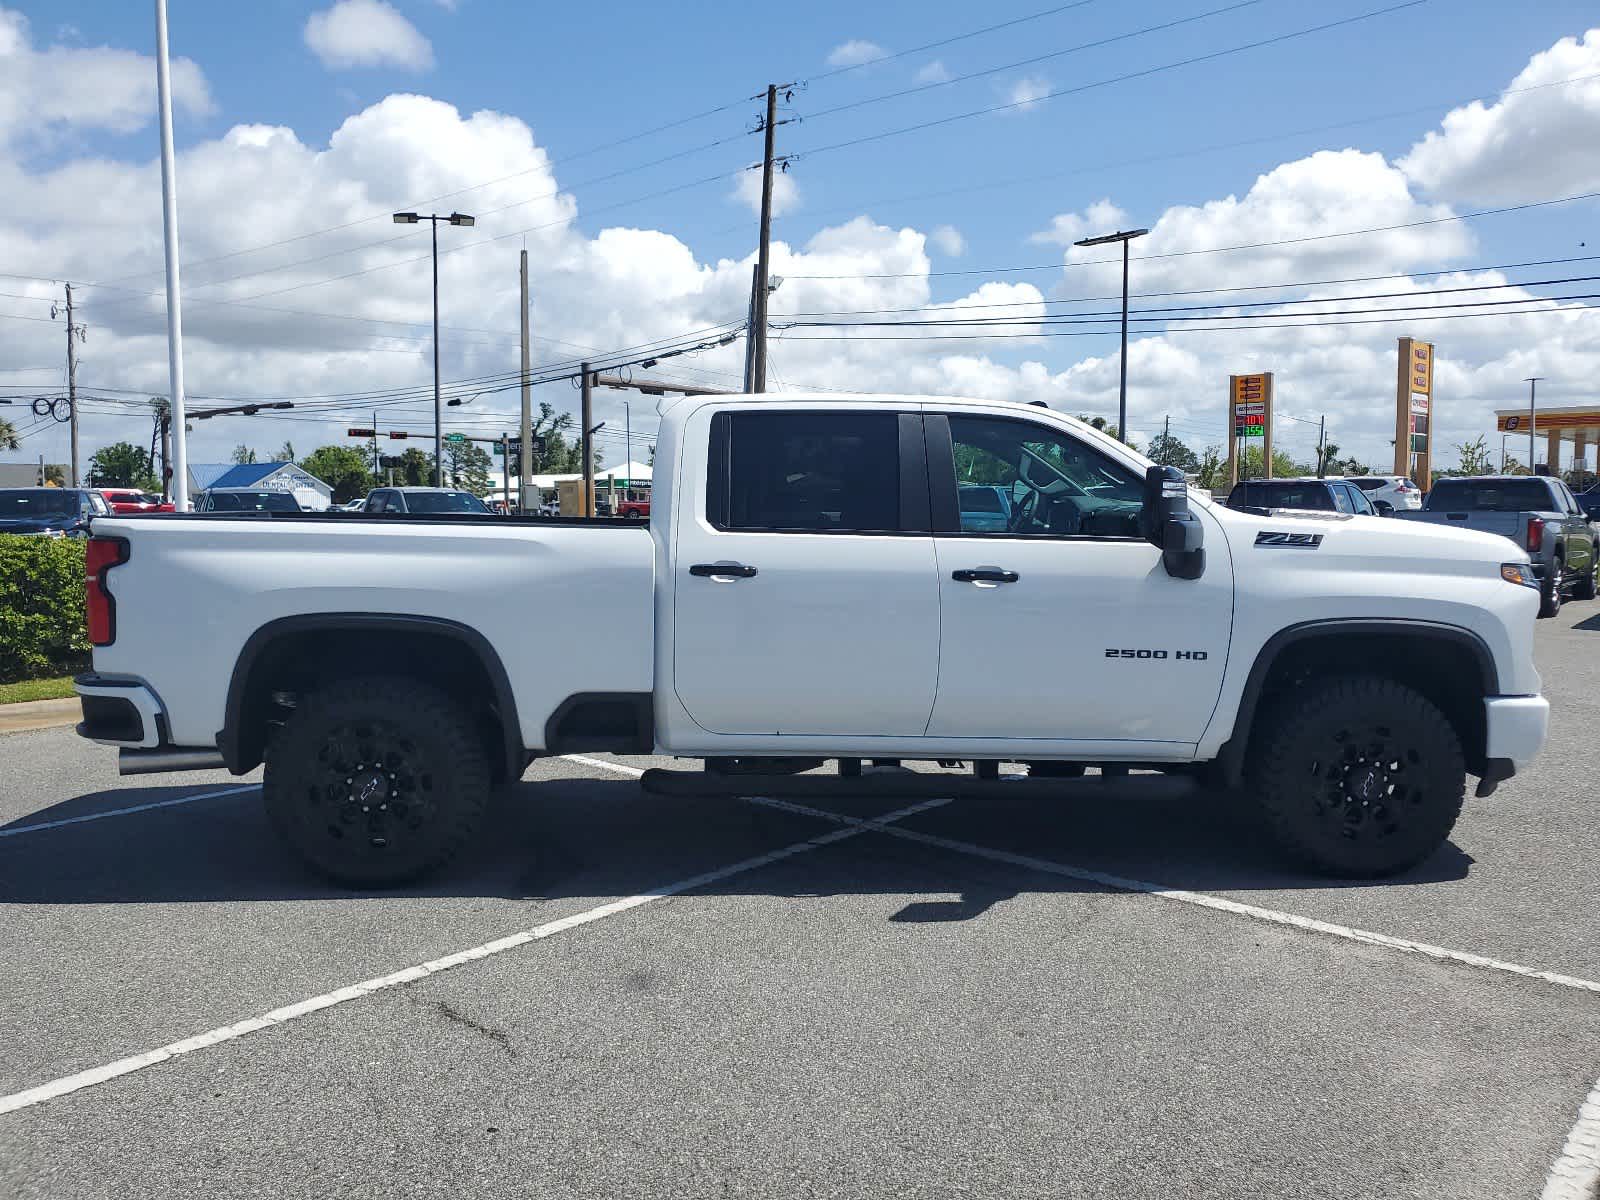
803,0,1265,122
787,3,1426,166
787,189,1600,280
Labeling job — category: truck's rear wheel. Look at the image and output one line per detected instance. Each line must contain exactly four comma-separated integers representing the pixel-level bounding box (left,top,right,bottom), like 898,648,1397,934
1247,675,1465,878
263,676,490,886
1573,554,1598,602
1539,568,1563,618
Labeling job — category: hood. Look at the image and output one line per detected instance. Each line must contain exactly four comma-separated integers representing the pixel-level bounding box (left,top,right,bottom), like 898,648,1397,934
0,514,78,531
1211,502,1524,568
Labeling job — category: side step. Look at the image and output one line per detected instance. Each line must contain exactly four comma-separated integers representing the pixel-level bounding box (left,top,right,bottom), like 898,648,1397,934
639,766,1198,801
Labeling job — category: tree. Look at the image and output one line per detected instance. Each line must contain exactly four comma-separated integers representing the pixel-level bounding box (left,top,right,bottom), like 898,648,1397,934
0,416,17,452
88,442,157,489
1145,431,1200,472
395,447,432,486
442,439,493,495
1238,445,1299,480
1455,435,1493,477
277,441,296,463
1502,455,1528,476
298,445,373,503
230,444,258,465
42,464,65,486
1194,445,1227,491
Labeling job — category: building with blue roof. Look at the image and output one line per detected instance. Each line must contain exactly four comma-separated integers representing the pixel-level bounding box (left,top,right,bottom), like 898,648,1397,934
185,461,333,510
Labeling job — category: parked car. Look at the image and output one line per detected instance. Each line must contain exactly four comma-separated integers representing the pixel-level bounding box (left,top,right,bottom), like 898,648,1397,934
1578,488,1600,526
1341,475,1423,514
363,487,492,515
1393,475,1598,616
617,498,652,519
196,489,303,513
957,484,1013,533
1226,478,1378,516
0,487,109,536
98,488,175,515
79,394,1548,887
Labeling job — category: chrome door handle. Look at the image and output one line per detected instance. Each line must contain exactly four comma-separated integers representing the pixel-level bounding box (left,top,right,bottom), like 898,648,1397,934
952,567,1019,583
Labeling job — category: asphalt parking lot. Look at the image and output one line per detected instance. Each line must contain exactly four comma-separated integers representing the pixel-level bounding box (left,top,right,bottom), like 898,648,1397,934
1,605,1597,1199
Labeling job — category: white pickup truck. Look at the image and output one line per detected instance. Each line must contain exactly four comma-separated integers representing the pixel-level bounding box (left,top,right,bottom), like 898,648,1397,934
75,393,1549,884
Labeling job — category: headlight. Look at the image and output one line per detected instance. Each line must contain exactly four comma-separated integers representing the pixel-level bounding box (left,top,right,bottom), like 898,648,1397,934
1500,562,1538,589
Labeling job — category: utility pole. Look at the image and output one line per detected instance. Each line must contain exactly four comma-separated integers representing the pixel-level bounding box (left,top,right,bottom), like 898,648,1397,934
1526,377,1543,471
623,399,632,481
751,84,794,394
519,249,533,512
580,362,594,518
371,409,380,477
1315,415,1327,478
1074,228,1149,444
1501,433,1508,473
63,284,82,486
1160,415,1170,464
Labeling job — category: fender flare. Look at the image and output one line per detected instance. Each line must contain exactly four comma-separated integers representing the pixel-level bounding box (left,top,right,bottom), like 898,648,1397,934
1214,618,1498,785
219,613,523,778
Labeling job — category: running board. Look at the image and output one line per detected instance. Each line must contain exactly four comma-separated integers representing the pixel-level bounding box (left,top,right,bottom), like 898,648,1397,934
638,767,1198,801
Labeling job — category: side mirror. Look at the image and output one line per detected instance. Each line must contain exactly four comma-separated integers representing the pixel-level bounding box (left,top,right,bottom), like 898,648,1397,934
1142,465,1205,580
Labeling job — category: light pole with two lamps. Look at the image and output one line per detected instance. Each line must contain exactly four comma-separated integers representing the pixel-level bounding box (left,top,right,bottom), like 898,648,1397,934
393,210,475,485
1074,228,1148,445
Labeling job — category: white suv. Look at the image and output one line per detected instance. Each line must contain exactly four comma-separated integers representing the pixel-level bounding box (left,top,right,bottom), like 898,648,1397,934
1344,475,1423,514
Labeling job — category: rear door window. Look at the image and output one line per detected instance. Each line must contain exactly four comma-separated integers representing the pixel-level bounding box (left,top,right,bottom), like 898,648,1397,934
711,411,901,533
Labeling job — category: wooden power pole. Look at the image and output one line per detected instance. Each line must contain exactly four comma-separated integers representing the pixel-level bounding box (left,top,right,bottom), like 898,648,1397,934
580,362,594,517
520,249,533,511
752,84,779,393
63,284,81,486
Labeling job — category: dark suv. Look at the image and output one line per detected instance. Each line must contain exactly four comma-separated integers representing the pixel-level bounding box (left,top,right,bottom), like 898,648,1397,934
0,487,110,537
1226,478,1379,516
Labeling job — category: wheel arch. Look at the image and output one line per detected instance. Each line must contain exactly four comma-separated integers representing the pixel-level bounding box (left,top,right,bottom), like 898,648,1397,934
220,613,524,781
1216,619,1498,786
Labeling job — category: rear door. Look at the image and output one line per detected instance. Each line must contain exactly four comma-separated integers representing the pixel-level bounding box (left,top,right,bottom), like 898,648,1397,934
922,411,1231,745
670,406,940,737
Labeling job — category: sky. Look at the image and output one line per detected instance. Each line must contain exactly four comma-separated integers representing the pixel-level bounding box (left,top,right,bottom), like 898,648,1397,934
2,0,1599,477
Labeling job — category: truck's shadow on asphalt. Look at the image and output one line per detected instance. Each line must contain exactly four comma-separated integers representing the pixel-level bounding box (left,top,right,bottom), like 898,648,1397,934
0,774,1472,911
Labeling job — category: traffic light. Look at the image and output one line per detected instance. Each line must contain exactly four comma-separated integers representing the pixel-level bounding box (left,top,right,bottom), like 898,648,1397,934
347,427,375,438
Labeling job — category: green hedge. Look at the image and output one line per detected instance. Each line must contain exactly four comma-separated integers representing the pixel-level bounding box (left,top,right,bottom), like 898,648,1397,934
0,535,89,684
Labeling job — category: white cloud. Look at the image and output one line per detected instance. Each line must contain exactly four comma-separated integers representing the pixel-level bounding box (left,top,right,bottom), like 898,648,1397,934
0,7,213,144
1005,76,1051,112
826,39,887,68
304,0,434,72
1030,200,1131,247
730,166,800,217
930,225,965,256
914,60,950,84
1400,28,1600,203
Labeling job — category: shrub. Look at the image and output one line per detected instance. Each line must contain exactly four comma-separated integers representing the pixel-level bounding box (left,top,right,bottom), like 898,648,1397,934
0,535,89,683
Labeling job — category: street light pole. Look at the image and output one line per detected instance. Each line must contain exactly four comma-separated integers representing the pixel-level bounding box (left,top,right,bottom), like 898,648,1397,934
394,210,476,487
1075,228,1149,445
1525,377,1543,472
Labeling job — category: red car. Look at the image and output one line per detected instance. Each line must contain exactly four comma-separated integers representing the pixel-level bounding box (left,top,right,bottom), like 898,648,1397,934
617,498,651,519
98,488,175,514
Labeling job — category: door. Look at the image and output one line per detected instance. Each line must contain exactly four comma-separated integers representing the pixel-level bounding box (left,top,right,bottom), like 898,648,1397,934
1556,483,1597,579
670,407,940,737
924,412,1233,745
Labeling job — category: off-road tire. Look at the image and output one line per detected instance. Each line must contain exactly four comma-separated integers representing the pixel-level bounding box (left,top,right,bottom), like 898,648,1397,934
263,676,491,887
1247,675,1465,878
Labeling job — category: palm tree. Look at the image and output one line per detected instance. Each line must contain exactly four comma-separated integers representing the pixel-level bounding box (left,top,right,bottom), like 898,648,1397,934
0,416,18,452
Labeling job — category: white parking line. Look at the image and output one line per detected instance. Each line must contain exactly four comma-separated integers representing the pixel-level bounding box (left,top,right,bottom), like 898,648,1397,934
0,794,950,1117
1542,1080,1600,1200
0,784,261,840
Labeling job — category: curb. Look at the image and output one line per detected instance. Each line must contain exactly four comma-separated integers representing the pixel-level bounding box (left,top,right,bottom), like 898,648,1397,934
0,697,80,736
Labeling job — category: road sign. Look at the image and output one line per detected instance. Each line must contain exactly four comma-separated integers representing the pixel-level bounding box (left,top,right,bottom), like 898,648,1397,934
379,455,403,469
445,433,466,444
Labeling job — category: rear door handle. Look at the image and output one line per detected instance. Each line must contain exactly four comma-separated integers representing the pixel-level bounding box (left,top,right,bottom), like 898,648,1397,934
952,567,1019,583
690,562,759,579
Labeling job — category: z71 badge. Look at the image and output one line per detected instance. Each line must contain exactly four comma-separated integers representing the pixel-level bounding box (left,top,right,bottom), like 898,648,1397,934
1255,531,1324,548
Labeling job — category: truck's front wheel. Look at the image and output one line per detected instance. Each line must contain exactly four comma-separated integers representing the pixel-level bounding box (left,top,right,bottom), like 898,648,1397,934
1248,676,1465,878
263,676,490,886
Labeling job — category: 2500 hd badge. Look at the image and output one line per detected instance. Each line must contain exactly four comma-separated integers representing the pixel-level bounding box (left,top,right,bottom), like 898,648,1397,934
1104,648,1211,660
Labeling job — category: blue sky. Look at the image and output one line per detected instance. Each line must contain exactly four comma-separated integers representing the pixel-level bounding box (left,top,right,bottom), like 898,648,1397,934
4,0,1600,472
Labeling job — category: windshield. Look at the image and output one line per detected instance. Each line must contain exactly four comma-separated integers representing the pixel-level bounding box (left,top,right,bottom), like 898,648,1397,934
1425,479,1552,512
405,491,490,513
0,490,75,518
1230,482,1334,511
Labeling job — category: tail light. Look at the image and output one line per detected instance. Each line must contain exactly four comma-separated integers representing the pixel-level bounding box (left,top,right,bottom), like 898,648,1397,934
85,536,129,647
1526,516,1545,554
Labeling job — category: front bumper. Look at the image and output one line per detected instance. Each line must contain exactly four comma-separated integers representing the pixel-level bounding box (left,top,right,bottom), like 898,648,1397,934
1485,695,1549,765
74,674,167,749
